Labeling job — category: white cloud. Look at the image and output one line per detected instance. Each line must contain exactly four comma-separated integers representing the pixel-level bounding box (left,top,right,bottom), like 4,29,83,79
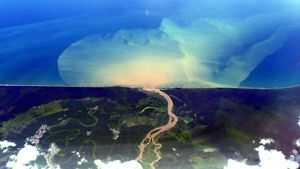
0,140,16,153
224,143,299,169
78,157,88,166
94,159,143,169
1,138,143,169
225,160,260,169
0,140,16,149
255,145,298,169
6,144,42,169
259,138,274,145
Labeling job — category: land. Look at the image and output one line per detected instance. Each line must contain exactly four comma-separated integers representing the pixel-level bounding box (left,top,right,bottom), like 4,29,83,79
0,86,300,169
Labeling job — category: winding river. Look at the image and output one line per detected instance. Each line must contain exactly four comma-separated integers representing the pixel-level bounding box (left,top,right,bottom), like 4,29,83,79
136,87,178,169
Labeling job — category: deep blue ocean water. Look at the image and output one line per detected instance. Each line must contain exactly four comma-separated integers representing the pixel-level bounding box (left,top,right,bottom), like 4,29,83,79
0,0,299,87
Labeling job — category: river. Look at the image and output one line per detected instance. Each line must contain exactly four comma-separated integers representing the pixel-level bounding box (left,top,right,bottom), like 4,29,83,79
136,87,179,169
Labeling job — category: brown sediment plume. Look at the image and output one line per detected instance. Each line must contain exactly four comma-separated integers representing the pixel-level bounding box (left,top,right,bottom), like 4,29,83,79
136,87,178,169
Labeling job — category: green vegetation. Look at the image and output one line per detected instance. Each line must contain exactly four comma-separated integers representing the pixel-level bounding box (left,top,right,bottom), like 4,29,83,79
167,125,193,144
123,116,158,127
224,123,251,142
191,139,227,169
136,97,166,112
1,87,297,169
190,154,227,169
183,116,194,123
1,100,67,138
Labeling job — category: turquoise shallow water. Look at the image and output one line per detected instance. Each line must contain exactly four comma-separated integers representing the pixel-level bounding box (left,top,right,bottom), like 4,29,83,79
0,0,300,87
